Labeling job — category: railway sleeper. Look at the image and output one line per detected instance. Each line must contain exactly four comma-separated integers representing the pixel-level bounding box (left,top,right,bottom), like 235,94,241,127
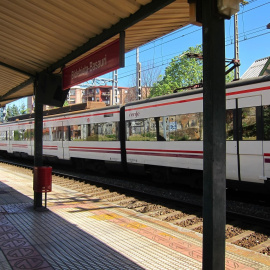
250,238,270,252
158,211,187,222
172,215,197,225
148,208,175,218
186,222,203,230
226,230,254,243
135,204,164,214
108,196,132,204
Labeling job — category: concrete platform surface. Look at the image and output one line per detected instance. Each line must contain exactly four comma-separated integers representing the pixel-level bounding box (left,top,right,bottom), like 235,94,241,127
0,164,269,270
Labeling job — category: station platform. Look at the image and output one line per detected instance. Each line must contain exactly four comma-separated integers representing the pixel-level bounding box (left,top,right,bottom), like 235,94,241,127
0,164,269,270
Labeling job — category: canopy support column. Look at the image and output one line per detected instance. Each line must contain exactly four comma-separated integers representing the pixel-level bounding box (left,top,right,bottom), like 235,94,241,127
202,1,226,269
33,78,43,209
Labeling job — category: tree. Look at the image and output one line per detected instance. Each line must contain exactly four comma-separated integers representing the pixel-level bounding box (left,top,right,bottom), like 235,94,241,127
63,100,69,107
150,44,234,97
150,45,203,97
20,103,27,115
5,103,27,119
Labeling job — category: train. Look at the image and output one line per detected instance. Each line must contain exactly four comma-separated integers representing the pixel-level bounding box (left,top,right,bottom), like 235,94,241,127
0,75,270,193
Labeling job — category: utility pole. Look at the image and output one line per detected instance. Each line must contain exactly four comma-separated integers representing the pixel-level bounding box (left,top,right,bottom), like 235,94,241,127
136,48,141,100
234,13,240,80
112,70,118,105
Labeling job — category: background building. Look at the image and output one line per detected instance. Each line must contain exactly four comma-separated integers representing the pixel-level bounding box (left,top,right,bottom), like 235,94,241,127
66,85,129,106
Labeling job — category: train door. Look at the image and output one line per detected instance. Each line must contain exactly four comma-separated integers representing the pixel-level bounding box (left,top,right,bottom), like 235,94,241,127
62,123,70,160
226,99,239,180
237,95,264,183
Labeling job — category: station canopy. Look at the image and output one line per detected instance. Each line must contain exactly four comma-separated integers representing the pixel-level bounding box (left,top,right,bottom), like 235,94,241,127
0,0,193,107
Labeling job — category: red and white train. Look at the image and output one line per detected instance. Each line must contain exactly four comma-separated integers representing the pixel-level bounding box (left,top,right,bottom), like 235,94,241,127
1,75,270,193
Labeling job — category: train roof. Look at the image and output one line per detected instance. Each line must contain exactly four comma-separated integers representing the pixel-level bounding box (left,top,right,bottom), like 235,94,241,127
125,75,270,107
4,75,270,124
4,104,120,124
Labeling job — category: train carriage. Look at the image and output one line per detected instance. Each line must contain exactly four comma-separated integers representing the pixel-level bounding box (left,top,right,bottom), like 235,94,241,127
125,75,270,190
0,75,270,192
125,89,204,182
0,119,34,157
42,105,122,170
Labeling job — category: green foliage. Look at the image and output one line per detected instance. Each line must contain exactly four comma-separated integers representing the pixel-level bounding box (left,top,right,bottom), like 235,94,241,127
86,134,117,141
264,106,270,140
150,45,203,97
150,44,235,98
63,100,69,107
241,1,249,6
20,103,27,115
5,103,28,119
127,134,145,141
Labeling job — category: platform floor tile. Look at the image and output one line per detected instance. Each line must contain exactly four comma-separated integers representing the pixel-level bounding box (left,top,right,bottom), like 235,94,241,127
0,165,270,269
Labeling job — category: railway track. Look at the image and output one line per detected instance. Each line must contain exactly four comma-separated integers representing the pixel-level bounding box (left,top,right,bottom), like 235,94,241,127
1,158,270,257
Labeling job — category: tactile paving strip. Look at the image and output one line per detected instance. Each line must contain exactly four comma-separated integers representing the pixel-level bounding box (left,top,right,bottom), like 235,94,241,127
50,200,268,270
0,214,53,270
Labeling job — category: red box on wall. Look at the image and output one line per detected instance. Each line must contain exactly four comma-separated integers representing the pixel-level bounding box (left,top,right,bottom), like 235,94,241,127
33,166,52,192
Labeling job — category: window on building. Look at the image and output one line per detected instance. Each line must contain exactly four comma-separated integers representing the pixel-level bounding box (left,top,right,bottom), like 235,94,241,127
69,90,75,96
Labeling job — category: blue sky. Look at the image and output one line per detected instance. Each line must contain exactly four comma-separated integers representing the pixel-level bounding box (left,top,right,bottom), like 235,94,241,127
113,0,270,87
9,0,270,108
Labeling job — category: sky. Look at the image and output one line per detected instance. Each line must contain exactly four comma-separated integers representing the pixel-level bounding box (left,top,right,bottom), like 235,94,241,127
9,0,270,109
113,0,270,87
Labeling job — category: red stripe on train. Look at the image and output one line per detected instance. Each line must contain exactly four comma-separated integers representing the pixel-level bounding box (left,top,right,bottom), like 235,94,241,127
127,148,203,154
127,151,203,159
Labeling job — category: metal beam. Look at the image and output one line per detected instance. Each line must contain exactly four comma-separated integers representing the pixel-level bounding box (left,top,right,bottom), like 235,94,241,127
0,77,34,100
0,0,175,103
47,0,175,73
0,61,35,78
202,0,226,269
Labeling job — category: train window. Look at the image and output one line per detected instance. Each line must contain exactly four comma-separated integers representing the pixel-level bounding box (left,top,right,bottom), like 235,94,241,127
52,127,65,141
62,126,70,141
86,123,98,141
263,105,270,140
0,131,7,141
226,110,234,140
158,117,168,141
70,125,82,141
83,122,119,141
9,131,13,140
25,129,34,141
13,129,27,141
126,120,145,141
242,107,256,140
144,118,157,141
126,114,203,142
172,113,202,141
97,122,119,141
166,116,176,141
43,128,51,141
80,124,88,140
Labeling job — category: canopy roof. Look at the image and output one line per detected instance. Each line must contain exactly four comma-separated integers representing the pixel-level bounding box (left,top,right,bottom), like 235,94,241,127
0,0,192,107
